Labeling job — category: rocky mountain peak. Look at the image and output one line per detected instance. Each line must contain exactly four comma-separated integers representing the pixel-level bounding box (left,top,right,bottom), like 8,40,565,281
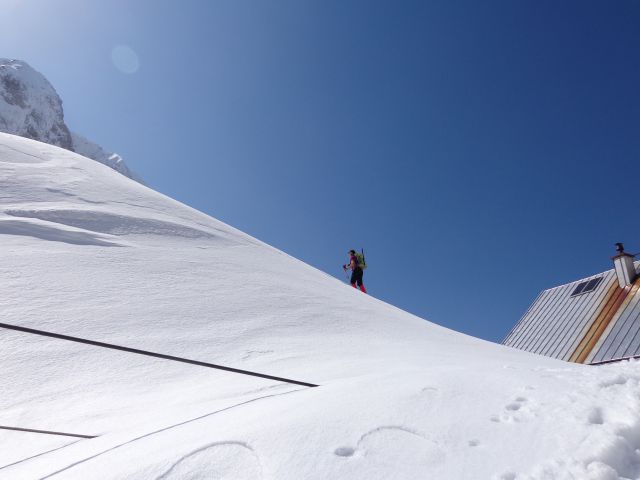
0,58,137,180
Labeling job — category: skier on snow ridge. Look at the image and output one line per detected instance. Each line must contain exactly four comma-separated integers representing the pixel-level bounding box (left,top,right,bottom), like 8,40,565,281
343,249,367,293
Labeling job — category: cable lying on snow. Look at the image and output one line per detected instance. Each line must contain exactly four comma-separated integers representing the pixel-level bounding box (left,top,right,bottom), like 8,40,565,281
0,322,319,388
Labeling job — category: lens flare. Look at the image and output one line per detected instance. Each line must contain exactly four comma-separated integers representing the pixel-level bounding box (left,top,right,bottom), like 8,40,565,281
111,45,140,74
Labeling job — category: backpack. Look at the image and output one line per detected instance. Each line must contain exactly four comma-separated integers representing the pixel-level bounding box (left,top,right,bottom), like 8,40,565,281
355,250,367,269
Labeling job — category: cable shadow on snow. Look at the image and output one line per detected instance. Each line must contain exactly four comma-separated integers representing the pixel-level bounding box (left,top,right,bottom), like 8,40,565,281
0,440,83,471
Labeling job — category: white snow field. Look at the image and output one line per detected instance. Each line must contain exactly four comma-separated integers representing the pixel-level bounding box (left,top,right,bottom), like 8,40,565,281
0,131,639,480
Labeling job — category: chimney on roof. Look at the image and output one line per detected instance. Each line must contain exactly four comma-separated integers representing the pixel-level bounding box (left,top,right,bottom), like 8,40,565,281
612,243,637,288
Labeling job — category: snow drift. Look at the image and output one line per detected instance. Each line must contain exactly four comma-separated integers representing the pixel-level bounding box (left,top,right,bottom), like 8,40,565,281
0,132,639,479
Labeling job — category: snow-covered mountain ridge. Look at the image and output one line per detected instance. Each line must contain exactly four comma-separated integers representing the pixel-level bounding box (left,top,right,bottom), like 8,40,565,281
0,58,136,180
0,132,639,479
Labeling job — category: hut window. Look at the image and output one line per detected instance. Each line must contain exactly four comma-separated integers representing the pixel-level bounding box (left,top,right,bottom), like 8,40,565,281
571,277,603,297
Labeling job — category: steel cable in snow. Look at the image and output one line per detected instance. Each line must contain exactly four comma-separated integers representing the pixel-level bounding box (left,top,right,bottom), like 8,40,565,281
0,322,319,388
0,426,96,439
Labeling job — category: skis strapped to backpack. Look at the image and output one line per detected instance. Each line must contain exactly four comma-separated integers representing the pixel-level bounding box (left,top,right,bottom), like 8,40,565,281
356,248,367,269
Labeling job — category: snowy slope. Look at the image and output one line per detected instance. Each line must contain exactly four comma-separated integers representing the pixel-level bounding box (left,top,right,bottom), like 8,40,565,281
0,132,639,480
0,59,136,180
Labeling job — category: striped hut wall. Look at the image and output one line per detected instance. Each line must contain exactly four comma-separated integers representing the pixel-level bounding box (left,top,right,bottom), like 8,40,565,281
555,272,617,362
587,277,640,363
505,288,556,350
527,282,586,356
504,276,610,360
504,289,552,350
501,290,544,345
504,263,640,364
569,281,632,363
541,273,612,360
554,272,616,361
514,284,575,354
619,292,640,358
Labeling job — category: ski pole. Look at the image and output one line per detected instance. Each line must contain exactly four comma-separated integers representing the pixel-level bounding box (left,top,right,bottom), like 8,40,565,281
342,265,350,282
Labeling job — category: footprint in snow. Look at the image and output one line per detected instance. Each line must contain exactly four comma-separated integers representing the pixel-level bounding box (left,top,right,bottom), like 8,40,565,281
587,407,604,425
599,375,628,388
490,397,532,423
505,397,527,411
334,426,445,475
494,472,517,480
334,446,355,457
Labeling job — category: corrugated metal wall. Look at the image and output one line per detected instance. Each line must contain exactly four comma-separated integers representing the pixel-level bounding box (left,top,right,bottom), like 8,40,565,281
503,264,640,364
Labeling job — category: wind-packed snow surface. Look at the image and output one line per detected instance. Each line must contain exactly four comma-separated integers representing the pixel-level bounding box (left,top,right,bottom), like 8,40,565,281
1,132,639,479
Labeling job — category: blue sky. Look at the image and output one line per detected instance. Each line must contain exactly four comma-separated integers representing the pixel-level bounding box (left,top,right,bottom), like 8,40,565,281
3,0,639,342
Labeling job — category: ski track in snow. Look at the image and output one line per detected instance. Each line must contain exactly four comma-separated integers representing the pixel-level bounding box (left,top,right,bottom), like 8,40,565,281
0,440,83,471
0,143,47,164
155,441,262,480
38,388,304,480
